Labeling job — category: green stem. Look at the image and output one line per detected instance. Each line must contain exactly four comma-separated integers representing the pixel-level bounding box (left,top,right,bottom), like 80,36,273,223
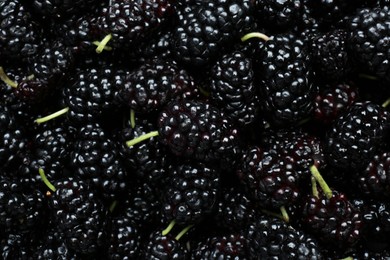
38,168,56,192
34,107,69,124
92,41,112,51
382,97,390,108
95,34,113,53
297,117,310,126
27,74,35,80
162,220,176,236
310,165,332,199
241,32,270,42
261,209,285,222
130,109,136,129
198,86,210,97
109,200,117,213
311,176,319,198
358,73,378,80
126,131,159,147
280,206,289,223
175,224,194,241
0,67,18,88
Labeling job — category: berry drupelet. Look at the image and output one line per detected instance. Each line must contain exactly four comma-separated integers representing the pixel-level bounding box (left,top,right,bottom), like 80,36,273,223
314,82,359,125
325,101,390,171
45,8,104,53
302,0,365,30
115,120,170,186
237,146,301,209
1,232,42,260
259,34,316,127
115,59,198,114
142,230,189,259
347,6,390,83
108,215,141,259
300,169,363,251
210,50,258,126
255,0,303,32
0,105,30,172
0,176,46,235
0,65,29,107
238,130,324,210
0,0,41,63
47,177,108,256
156,99,240,165
35,227,79,259
98,0,175,50
15,39,76,104
58,65,125,125
352,199,390,253
29,122,75,187
70,123,129,200
302,192,362,249
245,215,323,259
192,233,248,259
28,0,100,20
162,161,220,225
260,129,325,173
310,29,352,83
214,186,259,232
172,0,256,67
122,181,162,230
128,30,173,63
358,152,390,199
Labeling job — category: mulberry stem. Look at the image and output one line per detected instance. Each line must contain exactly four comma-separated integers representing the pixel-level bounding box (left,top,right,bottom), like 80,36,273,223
261,208,288,223
38,168,56,192
130,109,136,128
35,107,69,124
382,97,390,108
95,34,113,53
109,201,117,213
358,73,377,80
175,225,194,241
310,165,332,199
0,67,18,88
311,176,319,198
241,32,270,42
198,86,210,97
280,206,289,223
162,220,176,236
126,131,159,147
92,41,112,51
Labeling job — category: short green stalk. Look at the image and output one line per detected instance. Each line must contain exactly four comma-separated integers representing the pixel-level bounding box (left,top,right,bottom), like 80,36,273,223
109,200,118,213
38,168,56,192
130,109,136,128
0,66,18,88
241,32,270,42
126,131,159,147
162,220,176,236
35,107,69,124
262,207,290,223
95,34,113,53
311,176,319,199
198,86,210,97
92,41,112,51
358,73,378,80
280,206,289,223
175,225,194,241
382,97,390,108
310,165,332,199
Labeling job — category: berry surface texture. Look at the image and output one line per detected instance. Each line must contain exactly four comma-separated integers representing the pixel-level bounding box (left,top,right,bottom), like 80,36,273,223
3,0,390,259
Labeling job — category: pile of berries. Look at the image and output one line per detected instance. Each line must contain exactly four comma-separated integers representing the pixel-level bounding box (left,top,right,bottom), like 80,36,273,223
3,0,390,258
